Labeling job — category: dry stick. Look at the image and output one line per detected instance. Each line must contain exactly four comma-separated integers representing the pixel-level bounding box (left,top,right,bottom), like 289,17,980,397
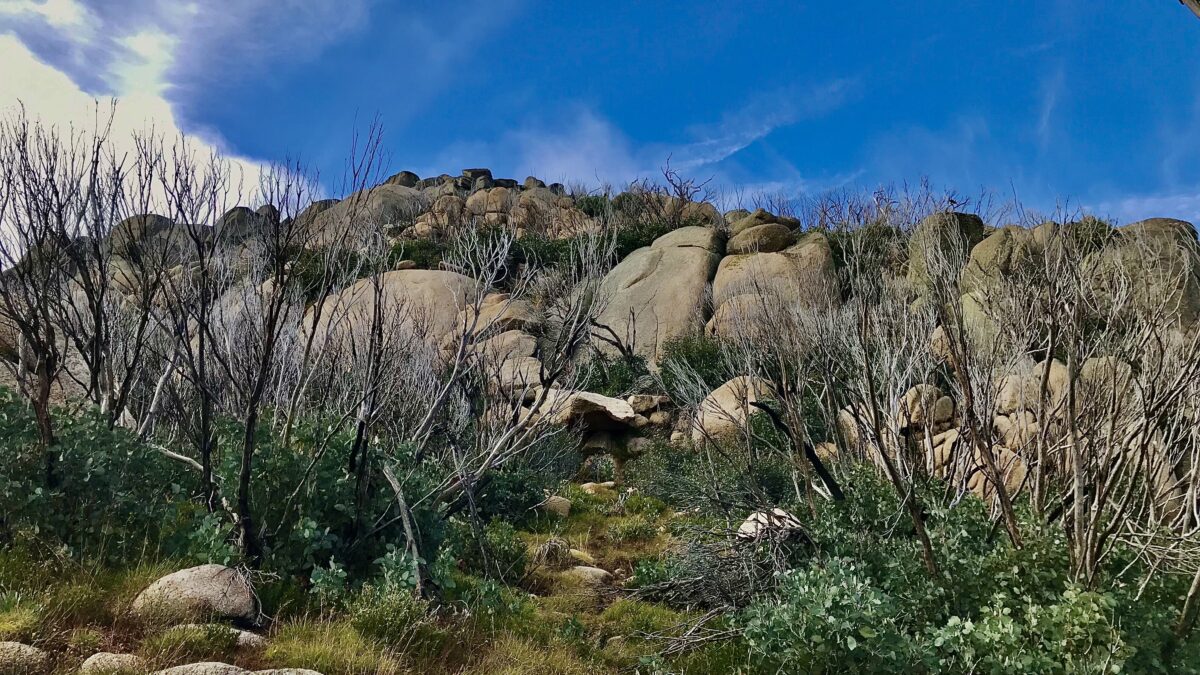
750,400,844,501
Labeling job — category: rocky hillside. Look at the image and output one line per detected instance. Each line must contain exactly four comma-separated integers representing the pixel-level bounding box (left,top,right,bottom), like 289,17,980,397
3,147,1200,673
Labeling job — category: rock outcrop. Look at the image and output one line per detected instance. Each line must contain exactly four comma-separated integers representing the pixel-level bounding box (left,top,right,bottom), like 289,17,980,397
594,226,722,363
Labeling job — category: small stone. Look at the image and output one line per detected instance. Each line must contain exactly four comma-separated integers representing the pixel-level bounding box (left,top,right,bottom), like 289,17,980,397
563,565,612,586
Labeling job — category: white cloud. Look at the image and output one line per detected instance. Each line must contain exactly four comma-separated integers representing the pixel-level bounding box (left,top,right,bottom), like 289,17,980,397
0,0,378,205
1091,191,1200,225
0,33,263,203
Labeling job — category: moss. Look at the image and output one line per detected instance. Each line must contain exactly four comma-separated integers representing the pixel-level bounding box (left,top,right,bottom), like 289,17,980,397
265,620,404,675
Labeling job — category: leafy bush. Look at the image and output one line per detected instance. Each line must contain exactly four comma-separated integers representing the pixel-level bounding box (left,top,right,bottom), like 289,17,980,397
391,238,447,269
582,352,653,398
659,334,727,395
451,520,528,585
576,195,610,219
741,558,915,672
0,389,198,563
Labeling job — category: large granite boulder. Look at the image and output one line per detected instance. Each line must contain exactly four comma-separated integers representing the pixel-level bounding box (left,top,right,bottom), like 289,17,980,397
312,269,480,345
593,226,722,363
907,211,986,293
692,376,775,443
960,225,1038,294
1086,218,1200,326
707,232,838,338
725,223,793,255
131,564,258,624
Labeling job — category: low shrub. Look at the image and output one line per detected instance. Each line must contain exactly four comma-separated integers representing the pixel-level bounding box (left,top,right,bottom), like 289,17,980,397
349,583,434,649
451,520,528,585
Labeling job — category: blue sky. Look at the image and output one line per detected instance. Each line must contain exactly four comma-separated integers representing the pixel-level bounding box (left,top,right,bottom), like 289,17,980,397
2,0,1199,222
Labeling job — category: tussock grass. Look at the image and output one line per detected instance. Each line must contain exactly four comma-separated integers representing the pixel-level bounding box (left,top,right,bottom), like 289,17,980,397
264,620,404,675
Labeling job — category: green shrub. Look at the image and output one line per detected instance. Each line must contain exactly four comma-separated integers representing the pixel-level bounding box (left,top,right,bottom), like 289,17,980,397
582,352,653,398
659,334,727,395
576,195,609,219
740,558,915,672
0,389,200,563
452,520,528,585
392,238,446,269
608,515,657,544
349,583,432,648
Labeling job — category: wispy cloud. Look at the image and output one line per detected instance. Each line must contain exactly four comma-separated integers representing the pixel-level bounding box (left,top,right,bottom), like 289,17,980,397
425,78,859,191
662,78,859,172
1036,64,1065,152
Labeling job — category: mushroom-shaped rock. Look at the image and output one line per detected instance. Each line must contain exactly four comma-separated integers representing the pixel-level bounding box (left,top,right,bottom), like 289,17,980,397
81,652,147,674
545,391,639,430
737,508,803,540
692,376,775,443
132,564,257,624
0,642,49,675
